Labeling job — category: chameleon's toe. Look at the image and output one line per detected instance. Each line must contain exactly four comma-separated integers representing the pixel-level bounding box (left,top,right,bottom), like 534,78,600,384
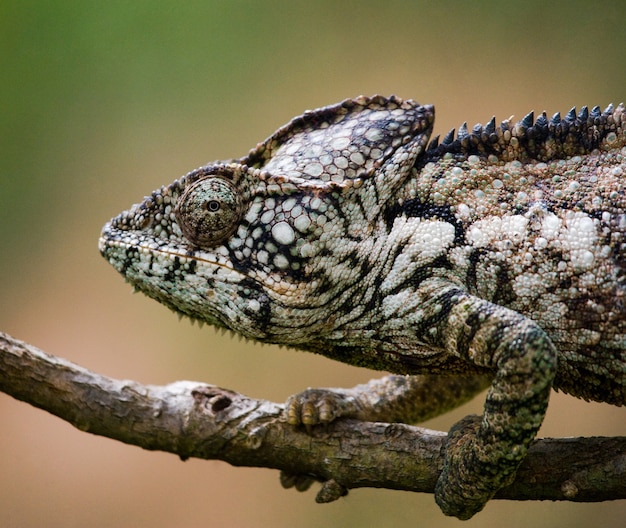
280,471,316,492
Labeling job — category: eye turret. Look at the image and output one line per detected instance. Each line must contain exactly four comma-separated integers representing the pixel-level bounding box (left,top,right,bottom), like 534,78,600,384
175,177,243,247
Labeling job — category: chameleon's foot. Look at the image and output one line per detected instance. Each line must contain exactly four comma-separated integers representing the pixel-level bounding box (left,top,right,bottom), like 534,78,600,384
284,388,360,429
435,415,517,520
280,472,348,503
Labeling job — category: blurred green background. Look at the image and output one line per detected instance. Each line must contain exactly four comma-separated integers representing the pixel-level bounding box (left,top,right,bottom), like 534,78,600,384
2,1,626,527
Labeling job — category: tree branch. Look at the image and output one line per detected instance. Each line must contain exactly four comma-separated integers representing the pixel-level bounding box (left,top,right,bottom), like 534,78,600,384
1,330,625,503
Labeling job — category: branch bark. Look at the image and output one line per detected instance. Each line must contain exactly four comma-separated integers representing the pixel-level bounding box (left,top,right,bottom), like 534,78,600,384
1,330,625,503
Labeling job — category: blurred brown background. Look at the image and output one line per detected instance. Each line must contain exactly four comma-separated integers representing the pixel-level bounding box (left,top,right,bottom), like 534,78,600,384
2,1,626,527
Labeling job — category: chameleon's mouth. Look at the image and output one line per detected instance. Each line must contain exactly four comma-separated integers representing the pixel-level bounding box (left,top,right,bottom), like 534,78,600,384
98,225,244,281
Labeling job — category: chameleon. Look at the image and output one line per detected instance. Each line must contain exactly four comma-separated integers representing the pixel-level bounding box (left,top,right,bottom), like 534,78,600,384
99,95,626,519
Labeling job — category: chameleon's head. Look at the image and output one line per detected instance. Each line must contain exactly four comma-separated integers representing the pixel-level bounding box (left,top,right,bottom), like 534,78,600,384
99,96,433,346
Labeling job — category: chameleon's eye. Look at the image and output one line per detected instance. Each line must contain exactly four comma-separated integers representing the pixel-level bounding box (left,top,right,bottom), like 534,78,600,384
175,177,242,247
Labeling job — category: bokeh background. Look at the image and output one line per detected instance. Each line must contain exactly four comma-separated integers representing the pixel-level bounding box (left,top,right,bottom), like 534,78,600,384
2,2,626,527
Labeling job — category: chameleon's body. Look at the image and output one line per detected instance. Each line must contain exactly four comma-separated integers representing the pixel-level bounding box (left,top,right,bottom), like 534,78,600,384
99,95,626,519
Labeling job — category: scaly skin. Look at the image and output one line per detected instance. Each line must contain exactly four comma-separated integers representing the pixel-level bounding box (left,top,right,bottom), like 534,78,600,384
99,95,626,519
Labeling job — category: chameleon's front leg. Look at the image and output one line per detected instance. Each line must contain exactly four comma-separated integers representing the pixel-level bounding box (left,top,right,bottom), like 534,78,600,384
286,373,492,428
434,292,558,519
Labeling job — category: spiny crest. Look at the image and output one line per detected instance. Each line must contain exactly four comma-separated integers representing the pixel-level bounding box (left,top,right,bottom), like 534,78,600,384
424,102,625,163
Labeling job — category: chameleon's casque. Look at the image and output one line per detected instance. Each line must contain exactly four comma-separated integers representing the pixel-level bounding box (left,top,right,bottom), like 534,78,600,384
100,95,626,519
